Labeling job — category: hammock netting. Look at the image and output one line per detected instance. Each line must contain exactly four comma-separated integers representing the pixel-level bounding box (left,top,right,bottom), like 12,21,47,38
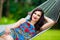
0,0,60,40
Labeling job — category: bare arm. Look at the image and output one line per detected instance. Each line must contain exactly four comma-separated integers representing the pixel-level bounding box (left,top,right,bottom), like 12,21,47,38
40,16,56,31
5,18,26,34
9,18,26,29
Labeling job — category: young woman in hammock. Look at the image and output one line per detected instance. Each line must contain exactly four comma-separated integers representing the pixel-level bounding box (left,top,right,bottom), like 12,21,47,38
0,8,56,40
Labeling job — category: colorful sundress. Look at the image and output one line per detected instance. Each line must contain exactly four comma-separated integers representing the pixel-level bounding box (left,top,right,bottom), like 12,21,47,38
10,21,36,40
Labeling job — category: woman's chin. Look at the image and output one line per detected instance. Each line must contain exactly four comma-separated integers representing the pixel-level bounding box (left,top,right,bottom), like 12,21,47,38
32,19,37,22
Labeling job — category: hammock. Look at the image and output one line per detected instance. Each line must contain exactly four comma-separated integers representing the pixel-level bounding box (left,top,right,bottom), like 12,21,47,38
0,0,60,40
30,0,60,40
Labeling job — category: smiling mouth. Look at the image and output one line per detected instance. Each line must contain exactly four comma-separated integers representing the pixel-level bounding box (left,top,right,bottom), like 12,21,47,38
34,17,37,19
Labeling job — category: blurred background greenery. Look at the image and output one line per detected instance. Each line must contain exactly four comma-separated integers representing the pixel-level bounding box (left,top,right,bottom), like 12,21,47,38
0,0,46,24
0,0,60,40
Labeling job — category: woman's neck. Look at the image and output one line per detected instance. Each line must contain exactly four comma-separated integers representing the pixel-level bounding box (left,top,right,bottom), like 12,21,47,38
29,20,36,25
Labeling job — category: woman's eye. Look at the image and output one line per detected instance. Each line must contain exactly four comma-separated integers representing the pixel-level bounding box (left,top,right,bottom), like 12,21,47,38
38,15,40,16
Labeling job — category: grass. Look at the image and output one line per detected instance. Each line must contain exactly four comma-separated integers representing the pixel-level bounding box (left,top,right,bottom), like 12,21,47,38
32,29,60,40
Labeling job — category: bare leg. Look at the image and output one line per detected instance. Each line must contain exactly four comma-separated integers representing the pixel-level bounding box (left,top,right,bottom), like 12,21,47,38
0,37,5,40
0,34,14,40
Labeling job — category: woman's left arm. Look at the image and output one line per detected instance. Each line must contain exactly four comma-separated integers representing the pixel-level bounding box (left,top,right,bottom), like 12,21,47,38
40,16,56,31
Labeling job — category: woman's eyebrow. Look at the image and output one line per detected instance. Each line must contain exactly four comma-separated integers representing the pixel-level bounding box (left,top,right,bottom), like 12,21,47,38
34,12,36,14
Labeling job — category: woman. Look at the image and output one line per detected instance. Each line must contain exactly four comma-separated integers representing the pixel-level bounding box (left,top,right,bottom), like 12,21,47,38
0,8,56,40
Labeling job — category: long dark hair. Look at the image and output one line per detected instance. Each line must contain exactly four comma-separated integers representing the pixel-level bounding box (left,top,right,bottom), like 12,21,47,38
30,8,45,31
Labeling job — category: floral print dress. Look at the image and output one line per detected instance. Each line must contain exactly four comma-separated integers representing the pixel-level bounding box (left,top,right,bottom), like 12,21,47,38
10,21,36,40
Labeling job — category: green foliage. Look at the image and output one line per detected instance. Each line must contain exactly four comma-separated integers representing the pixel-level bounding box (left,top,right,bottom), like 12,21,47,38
32,0,46,6
2,0,46,24
9,0,36,20
2,0,46,20
0,17,16,24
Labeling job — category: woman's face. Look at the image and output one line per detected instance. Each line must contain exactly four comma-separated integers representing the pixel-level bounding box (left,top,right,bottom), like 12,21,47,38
31,11,42,22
